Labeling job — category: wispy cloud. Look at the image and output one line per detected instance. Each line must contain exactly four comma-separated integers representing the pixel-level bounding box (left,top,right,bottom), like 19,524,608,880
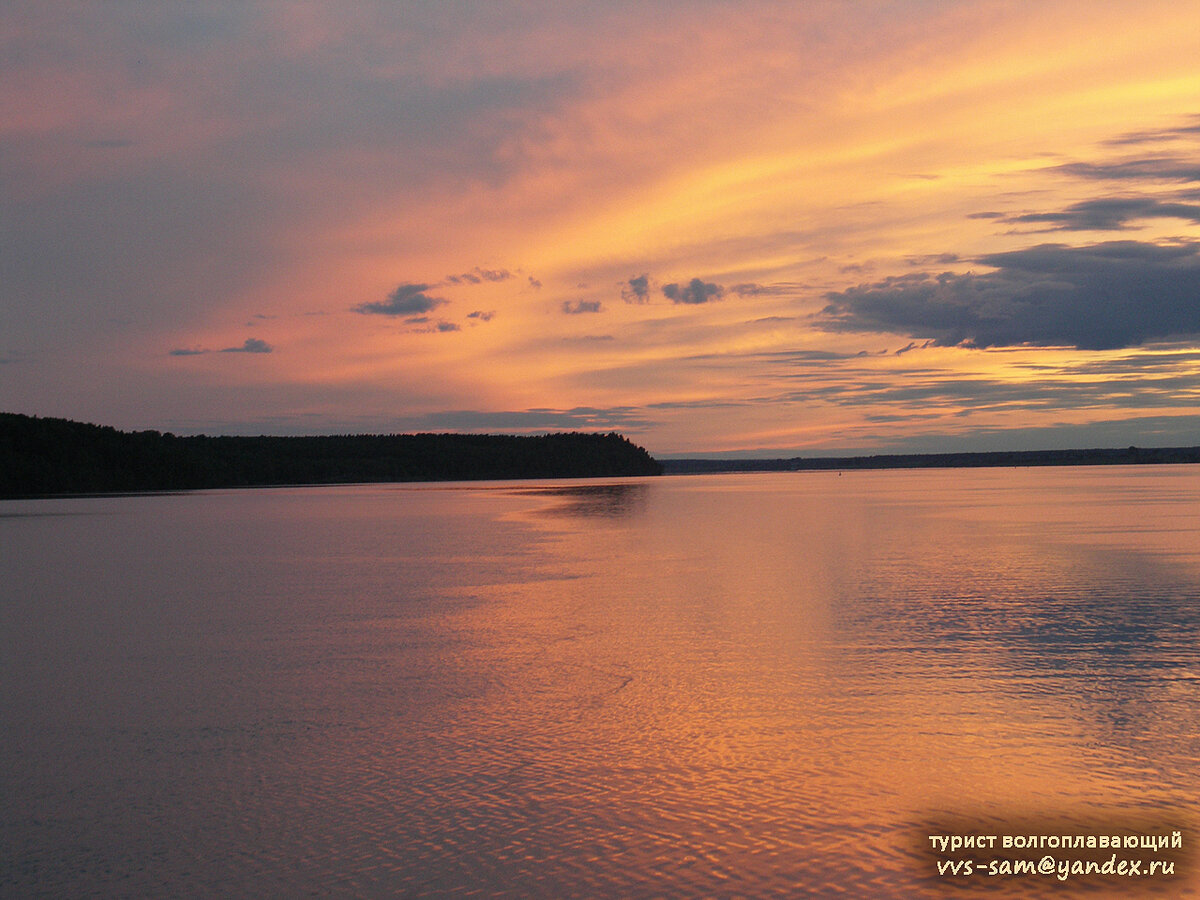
729,282,801,297
170,337,273,355
392,406,654,432
1054,159,1200,183
402,318,461,333
444,267,514,285
1004,197,1200,231
562,299,602,314
1104,115,1200,146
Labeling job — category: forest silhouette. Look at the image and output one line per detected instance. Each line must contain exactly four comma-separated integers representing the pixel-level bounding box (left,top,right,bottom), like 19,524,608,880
0,413,663,497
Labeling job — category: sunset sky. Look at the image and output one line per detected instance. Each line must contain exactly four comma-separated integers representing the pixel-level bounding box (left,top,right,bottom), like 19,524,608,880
4,1,1200,455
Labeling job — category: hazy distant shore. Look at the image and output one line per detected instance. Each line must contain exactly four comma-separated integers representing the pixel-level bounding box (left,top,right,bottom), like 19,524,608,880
7,411,1199,499
661,445,1200,475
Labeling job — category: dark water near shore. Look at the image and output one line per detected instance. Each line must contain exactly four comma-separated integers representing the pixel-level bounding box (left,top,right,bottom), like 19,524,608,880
2,468,1199,897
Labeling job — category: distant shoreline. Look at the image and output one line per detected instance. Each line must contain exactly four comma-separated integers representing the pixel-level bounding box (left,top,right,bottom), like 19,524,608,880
660,445,1200,475
7,411,1199,499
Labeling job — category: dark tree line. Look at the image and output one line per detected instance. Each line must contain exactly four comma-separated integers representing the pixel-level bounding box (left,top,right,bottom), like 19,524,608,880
0,413,663,497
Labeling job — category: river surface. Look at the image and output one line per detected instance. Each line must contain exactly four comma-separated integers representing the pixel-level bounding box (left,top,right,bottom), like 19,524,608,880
2,467,1198,897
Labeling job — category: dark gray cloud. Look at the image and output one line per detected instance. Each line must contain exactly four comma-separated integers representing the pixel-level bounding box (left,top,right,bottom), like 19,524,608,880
444,267,514,285
562,299,602,314
1033,122,1200,237
662,277,723,304
170,337,273,355
1055,158,1200,183
621,274,651,303
222,337,273,353
354,283,446,316
403,317,459,332
467,310,494,322
1006,197,1200,231
819,240,1200,350
528,276,543,289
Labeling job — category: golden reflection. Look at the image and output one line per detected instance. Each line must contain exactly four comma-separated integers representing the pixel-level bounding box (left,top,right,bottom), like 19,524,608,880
430,470,1200,896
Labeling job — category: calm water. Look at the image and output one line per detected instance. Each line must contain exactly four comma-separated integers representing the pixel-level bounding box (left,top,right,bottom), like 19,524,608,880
2,468,1199,898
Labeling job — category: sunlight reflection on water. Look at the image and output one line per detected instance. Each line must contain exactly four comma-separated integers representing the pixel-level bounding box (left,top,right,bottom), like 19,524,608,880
2,468,1199,897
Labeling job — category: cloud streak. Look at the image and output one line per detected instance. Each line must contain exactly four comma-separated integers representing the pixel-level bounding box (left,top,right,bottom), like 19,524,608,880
170,337,274,355
1004,198,1200,231
445,267,514,285
396,406,654,432
1056,158,1200,183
